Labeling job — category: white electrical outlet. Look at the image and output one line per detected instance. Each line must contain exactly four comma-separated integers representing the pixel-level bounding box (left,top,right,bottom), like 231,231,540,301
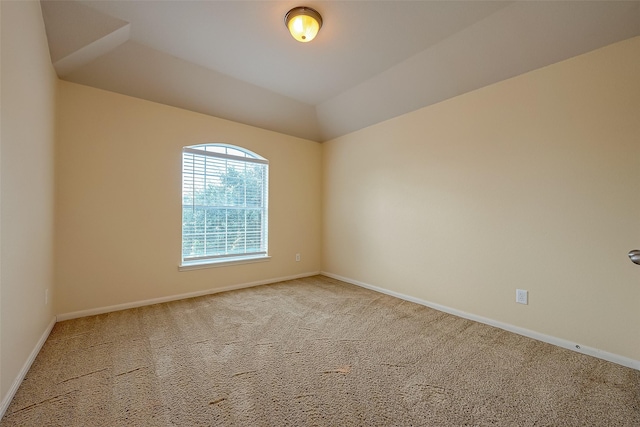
516,289,528,305
295,253,301,262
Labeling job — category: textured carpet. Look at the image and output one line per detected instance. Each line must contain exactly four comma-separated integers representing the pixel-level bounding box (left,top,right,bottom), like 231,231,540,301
2,275,638,426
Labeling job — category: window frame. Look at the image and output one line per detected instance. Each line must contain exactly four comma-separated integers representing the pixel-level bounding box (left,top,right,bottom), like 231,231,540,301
179,143,269,270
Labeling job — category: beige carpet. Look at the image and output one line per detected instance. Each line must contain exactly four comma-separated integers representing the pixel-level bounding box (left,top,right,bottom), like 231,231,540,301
2,275,638,426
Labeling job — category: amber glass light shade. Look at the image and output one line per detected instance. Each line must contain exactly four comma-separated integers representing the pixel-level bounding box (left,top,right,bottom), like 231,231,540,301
285,7,322,43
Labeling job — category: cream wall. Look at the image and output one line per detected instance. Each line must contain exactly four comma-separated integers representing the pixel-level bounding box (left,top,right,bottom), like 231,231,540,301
1,0,57,402
55,81,322,315
323,36,640,361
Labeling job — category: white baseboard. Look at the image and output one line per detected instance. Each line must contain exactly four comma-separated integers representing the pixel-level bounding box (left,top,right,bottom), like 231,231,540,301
57,271,321,321
320,271,640,371
0,316,56,419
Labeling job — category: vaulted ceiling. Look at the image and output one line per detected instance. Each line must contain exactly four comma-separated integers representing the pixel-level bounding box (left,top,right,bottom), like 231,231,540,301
41,0,640,142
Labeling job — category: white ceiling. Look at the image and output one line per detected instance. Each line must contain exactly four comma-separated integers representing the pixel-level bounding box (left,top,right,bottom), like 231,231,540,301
41,0,640,142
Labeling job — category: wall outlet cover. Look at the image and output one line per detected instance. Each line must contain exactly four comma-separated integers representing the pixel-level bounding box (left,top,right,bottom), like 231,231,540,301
516,289,528,305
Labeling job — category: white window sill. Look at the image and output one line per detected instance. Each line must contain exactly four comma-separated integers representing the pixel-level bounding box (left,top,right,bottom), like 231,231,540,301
178,255,271,271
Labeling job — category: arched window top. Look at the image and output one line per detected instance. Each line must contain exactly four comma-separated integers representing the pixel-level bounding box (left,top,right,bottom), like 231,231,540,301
186,143,267,162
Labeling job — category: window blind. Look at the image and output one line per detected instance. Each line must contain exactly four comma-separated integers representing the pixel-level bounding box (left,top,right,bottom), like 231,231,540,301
182,145,268,264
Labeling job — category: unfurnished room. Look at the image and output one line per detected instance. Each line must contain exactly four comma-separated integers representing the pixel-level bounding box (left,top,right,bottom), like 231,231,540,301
1,1,639,425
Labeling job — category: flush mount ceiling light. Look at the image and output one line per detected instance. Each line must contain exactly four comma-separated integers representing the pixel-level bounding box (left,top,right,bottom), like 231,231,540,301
284,6,323,43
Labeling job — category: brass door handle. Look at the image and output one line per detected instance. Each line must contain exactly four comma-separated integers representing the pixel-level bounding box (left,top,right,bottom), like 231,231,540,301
629,250,640,265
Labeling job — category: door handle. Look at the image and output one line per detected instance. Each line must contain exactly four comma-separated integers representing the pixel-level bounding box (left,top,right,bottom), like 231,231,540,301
629,250,640,265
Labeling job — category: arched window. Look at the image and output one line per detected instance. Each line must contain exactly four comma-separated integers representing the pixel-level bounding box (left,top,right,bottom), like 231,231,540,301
181,144,269,267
